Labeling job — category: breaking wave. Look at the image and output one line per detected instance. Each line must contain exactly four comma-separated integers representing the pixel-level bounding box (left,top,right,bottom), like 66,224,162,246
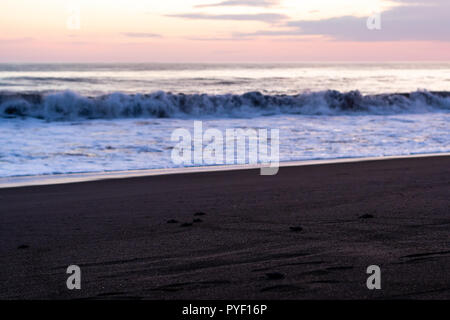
1,90,449,121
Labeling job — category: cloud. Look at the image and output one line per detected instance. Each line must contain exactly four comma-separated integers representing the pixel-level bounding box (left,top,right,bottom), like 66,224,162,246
187,36,250,41
195,0,278,8
285,0,450,41
122,32,162,38
166,13,287,23
236,0,450,41
0,37,34,44
234,29,304,38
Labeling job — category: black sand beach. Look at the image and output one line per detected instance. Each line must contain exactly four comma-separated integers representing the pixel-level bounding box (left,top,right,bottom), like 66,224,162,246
0,156,449,299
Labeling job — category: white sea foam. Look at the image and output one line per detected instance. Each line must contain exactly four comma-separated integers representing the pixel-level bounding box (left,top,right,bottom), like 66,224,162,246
0,112,449,178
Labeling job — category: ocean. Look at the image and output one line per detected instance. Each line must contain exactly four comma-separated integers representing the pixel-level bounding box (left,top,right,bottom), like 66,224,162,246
0,63,449,178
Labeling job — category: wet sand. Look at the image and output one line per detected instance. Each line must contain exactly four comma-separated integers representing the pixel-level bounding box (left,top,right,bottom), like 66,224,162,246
0,156,449,299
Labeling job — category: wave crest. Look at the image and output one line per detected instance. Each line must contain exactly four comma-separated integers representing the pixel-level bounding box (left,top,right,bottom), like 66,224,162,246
1,90,449,120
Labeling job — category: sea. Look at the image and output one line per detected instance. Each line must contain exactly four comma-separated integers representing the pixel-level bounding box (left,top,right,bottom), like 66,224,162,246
0,62,449,178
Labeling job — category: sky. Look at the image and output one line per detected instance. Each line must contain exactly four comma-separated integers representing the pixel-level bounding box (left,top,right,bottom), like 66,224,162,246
0,0,449,62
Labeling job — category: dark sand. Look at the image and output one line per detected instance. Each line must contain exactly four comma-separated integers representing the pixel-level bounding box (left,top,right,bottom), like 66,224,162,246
0,156,449,300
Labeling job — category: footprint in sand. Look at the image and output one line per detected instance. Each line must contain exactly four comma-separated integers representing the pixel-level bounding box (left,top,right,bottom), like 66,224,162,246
180,222,193,227
266,272,285,280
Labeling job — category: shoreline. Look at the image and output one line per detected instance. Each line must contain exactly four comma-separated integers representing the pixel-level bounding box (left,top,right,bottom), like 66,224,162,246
1,152,450,189
0,155,449,299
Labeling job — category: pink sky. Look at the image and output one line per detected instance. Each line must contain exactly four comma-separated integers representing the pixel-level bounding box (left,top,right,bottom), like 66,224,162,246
0,0,449,62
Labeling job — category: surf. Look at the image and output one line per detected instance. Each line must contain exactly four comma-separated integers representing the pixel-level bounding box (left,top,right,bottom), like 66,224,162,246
0,89,449,121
